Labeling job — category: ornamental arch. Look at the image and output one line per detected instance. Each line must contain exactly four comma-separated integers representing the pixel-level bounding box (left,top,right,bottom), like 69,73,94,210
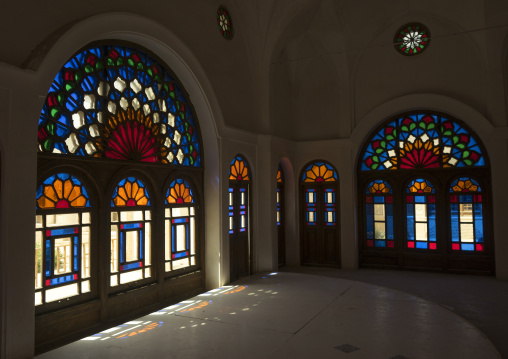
357,111,493,274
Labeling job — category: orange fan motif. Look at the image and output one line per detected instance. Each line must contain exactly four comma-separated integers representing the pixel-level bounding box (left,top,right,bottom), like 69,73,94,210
37,174,89,209
304,163,337,183
167,180,194,204
230,157,250,181
112,178,150,207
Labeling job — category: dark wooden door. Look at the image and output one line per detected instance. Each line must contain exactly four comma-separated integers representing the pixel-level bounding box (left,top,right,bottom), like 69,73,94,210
301,183,340,266
277,183,286,266
229,183,250,281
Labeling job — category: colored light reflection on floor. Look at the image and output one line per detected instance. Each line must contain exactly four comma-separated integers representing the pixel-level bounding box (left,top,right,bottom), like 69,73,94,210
80,274,280,341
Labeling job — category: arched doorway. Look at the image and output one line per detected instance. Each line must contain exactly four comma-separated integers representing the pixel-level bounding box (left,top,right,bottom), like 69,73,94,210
229,155,251,281
300,160,340,267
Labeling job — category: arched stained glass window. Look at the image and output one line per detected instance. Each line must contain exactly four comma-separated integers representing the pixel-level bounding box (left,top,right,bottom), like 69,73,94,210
110,177,152,287
365,180,393,248
35,173,91,306
165,179,197,272
302,161,338,182
229,156,250,181
360,113,485,171
38,45,201,166
406,178,436,250
449,177,484,252
217,7,233,39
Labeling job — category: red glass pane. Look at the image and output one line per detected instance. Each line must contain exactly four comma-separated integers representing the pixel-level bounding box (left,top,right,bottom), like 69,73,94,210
367,240,374,247
386,196,393,203
474,195,482,203
366,196,373,203
428,196,435,203
429,243,436,250
452,243,460,250
476,244,484,251
407,241,415,248
450,195,457,203
387,241,394,248
406,196,414,203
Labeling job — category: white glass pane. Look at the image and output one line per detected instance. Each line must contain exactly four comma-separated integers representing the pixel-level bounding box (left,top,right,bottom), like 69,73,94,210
54,237,72,275
165,208,171,217
190,257,196,265
121,211,143,222
110,275,118,287
35,231,43,289
145,210,151,220
415,223,428,241
241,215,245,228
229,217,234,230
81,280,90,293
461,223,475,242
111,225,118,273
241,192,245,205
120,269,143,284
172,208,189,217
415,204,427,222
374,204,385,221
46,283,79,303
165,262,172,272
47,213,80,227
176,225,186,252
82,226,90,278
145,222,151,266
190,217,195,255
165,220,171,260
327,192,333,204
229,193,233,206
460,204,473,222
277,191,280,203
308,211,315,223
35,292,42,306
144,268,151,278
36,215,43,228
172,258,189,270
82,212,91,224
308,192,314,203
111,212,118,223
190,207,195,216
374,222,386,239
125,231,139,262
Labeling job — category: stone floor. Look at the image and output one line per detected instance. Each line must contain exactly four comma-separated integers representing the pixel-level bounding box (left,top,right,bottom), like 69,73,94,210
37,268,504,359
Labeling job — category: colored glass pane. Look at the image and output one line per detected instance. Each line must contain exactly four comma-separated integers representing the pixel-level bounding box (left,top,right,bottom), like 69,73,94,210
112,177,150,207
166,179,194,204
36,173,90,209
450,177,481,193
394,23,430,55
360,113,485,171
217,7,233,39
38,45,201,167
277,164,284,183
302,161,338,183
407,178,435,193
229,156,250,181
366,179,392,194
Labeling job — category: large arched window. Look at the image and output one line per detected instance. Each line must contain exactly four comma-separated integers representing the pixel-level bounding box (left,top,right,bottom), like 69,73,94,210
35,173,92,306
358,112,492,274
300,160,340,266
229,155,251,282
35,42,204,350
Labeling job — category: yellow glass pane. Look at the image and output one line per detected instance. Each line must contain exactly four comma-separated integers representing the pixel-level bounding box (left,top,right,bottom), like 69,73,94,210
63,180,73,199
70,195,87,207
44,186,58,202
53,179,64,199
114,197,126,206
125,181,132,198
132,182,142,201
137,197,148,206
67,186,81,202
37,197,55,209
117,187,128,201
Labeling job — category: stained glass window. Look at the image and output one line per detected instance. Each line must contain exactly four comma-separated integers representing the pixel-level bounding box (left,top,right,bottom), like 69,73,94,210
365,180,394,248
360,113,485,171
165,179,196,272
38,45,201,167
110,177,151,287
229,155,250,181
302,161,338,182
217,7,233,39
449,177,484,252
277,165,284,226
394,23,430,55
35,173,91,306
406,178,437,250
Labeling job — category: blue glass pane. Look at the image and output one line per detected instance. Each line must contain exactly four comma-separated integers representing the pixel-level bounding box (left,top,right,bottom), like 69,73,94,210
120,231,125,263
48,228,77,236
139,230,144,260
459,195,472,203
461,243,474,251
386,204,394,240
450,204,459,242
123,262,142,270
45,240,52,277
375,240,386,247
373,197,385,204
123,223,143,229
74,236,79,271
366,204,374,239
416,242,428,249
474,204,484,242
428,204,436,242
173,251,188,259
407,204,414,240
414,196,426,203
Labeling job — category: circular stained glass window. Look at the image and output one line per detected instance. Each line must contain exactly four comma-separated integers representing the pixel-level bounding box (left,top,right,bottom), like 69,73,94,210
217,7,233,39
394,23,430,55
